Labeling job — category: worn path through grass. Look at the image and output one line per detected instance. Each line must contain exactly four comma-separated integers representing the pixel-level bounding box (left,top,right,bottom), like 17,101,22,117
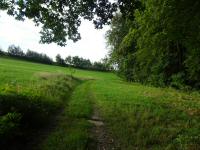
87,86,117,150
40,80,117,150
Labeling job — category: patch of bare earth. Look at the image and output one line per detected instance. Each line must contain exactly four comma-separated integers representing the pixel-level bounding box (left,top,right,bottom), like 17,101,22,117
87,106,119,150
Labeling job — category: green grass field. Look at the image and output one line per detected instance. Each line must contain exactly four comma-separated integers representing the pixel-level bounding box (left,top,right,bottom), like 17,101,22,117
0,57,200,150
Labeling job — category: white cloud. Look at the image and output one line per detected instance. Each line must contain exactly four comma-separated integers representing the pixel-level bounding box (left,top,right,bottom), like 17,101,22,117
0,11,110,62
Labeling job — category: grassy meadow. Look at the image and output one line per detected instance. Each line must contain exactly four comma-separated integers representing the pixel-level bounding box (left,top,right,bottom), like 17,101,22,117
0,57,200,150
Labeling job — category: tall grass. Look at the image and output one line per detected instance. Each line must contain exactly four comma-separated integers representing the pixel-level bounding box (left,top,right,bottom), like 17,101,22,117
0,73,79,148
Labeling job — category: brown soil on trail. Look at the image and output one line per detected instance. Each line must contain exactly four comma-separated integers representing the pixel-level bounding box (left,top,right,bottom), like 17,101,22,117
87,106,119,150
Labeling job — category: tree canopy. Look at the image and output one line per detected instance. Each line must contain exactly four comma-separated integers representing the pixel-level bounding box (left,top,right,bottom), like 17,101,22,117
0,0,141,46
106,0,200,89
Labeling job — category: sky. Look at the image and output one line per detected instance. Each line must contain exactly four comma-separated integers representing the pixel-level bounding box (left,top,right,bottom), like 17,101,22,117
0,11,110,62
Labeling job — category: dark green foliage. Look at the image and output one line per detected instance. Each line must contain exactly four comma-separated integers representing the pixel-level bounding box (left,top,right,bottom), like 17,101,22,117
0,48,5,56
184,48,200,88
26,50,53,64
93,61,108,72
65,56,72,65
0,112,21,141
8,45,25,57
106,0,200,89
56,54,111,71
2,45,53,64
65,55,112,71
71,56,92,69
106,14,137,81
56,54,65,66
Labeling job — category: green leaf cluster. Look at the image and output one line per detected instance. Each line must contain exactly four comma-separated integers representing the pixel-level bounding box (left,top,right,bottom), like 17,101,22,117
106,0,200,89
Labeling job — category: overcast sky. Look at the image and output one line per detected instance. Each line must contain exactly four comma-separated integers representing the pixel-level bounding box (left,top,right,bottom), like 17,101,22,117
0,11,110,62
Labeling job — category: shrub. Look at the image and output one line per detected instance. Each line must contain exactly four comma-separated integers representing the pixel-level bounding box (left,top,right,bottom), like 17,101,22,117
0,112,22,140
0,74,78,146
0,86,61,129
170,72,185,89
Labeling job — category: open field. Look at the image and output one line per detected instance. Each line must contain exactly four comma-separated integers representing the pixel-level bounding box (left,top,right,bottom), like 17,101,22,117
0,57,117,86
0,57,200,150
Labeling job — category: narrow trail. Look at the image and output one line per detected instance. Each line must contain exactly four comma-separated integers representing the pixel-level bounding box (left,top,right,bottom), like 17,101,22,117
87,105,117,150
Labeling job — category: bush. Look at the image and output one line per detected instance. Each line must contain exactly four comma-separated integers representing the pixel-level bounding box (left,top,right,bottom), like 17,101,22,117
0,112,22,140
170,72,186,89
148,74,166,87
0,74,78,146
0,86,61,129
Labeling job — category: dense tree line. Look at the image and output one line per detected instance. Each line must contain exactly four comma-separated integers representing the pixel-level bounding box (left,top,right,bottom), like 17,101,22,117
57,55,112,71
1,45,53,64
0,45,111,72
106,0,200,89
26,50,53,64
